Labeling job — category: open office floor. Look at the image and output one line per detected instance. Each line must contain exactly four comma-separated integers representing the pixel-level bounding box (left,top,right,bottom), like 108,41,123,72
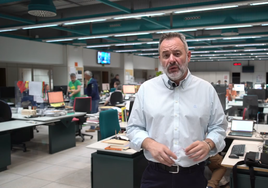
0,124,232,188
0,125,97,188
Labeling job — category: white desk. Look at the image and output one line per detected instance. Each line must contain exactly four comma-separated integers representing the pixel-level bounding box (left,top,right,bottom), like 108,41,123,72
0,120,45,132
86,136,137,155
12,112,85,122
222,140,267,172
12,112,86,154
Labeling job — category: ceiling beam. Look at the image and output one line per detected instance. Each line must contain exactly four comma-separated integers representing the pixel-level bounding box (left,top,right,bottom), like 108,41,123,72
95,0,131,13
0,0,25,4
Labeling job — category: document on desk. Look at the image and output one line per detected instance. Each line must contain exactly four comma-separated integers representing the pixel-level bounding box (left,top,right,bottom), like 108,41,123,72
29,81,43,96
102,139,129,145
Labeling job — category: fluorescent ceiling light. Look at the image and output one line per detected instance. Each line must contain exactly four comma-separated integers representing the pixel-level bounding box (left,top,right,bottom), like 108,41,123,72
191,51,210,53
205,25,252,30
114,32,149,37
0,29,17,32
262,24,268,26
141,48,158,51
22,24,58,30
114,13,165,20
46,39,73,42
78,36,108,40
115,50,138,52
235,43,266,47
174,5,238,14
223,36,261,40
64,19,106,25
87,45,111,48
244,48,268,51
138,53,159,56
214,50,238,53
187,38,216,42
250,2,268,6
156,29,197,34
115,43,142,46
147,41,158,44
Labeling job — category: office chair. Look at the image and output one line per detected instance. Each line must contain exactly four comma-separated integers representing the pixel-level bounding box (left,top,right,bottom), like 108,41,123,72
127,100,134,121
99,109,120,140
243,95,258,120
110,92,123,106
73,97,93,142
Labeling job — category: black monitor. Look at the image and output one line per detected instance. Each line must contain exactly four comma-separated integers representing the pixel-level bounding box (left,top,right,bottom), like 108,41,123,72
53,85,67,95
247,89,266,100
243,95,258,108
74,97,91,113
213,84,226,93
217,93,226,112
0,87,15,99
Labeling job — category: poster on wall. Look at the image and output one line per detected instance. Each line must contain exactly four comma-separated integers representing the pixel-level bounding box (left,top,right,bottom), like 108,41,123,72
256,74,264,83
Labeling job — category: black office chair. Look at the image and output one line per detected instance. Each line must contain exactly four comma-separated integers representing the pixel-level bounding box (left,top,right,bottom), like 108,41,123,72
127,100,134,121
73,97,93,142
243,95,259,120
110,92,123,106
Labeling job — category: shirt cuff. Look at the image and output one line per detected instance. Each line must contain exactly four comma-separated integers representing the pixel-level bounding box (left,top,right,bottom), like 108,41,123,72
128,131,149,151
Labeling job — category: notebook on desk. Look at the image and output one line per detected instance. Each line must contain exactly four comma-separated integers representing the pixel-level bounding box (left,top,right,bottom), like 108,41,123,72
228,120,254,137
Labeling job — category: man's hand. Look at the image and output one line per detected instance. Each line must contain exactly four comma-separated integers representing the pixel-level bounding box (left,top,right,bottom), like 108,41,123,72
142,138,177,166
184,141,210,162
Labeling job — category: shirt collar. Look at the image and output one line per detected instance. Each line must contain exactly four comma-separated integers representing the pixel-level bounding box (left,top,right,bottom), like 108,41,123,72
162,69,192,89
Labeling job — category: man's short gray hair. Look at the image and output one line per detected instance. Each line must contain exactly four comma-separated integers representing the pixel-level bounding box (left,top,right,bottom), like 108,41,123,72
116,85,122,91
84,71,92,77
70,73,76,77
158,32,189,53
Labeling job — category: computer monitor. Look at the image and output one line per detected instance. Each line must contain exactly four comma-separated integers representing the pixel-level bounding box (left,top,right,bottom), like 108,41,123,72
254,84,262,89
74,97,91,113
53,86,67,95
233,84,245,91
213,85,226,93
247,89,266,100
243,95,258,108
102,83,110,91
0,87,15,99
123,85,136,94
48,91,64,104
217,93,226,112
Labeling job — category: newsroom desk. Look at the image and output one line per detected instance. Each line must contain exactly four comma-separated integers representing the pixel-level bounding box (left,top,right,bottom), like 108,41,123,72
0,120,45,171
12,112,86,154
222,140,268,188
87,136,147,188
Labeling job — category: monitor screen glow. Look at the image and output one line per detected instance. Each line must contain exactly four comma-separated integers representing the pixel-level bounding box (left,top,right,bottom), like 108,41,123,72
97,51,110,65
254,84,262,89
123,85,136,94
233,84,245,91
48,91,64,104
102,83,110,91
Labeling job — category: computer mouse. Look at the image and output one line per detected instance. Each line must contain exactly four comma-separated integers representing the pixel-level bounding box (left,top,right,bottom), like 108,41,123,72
229,154,239,159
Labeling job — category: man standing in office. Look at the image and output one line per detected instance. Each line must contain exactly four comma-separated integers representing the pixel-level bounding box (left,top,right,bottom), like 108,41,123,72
127,32,227,188
84,71,100,113
68,73,81,106
110,74,120,89
226,83,237,101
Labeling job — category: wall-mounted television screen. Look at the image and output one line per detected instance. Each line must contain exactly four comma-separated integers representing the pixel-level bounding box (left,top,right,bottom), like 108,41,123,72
97,51,110,65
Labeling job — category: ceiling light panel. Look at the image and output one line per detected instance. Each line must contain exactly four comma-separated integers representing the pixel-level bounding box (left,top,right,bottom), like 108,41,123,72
64,19,106,25
250,1,268,6
46,39,73,42
22,24,58,30
86,45,111,48
114,13,165,20
174,5,238,14
114,33,149,37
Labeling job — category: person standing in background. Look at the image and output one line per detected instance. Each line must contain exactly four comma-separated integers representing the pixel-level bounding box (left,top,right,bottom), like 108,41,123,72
110,74,120,89
84,71,100,113
68,73,81,106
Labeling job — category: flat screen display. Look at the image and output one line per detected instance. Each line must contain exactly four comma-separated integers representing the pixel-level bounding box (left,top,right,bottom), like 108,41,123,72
123,85,136,94
97,51,110,65
48,91,64,104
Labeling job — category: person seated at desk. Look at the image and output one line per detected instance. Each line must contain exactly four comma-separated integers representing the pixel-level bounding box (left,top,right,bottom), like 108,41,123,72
207,154,227,188
104,84,123,106
110,81,120,92
226,83,237,101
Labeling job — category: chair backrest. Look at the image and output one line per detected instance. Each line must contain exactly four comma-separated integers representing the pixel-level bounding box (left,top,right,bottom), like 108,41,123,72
128,100,134,121
73,97,92,113
110,92,123,106
99,109,120,139
0,100,12,122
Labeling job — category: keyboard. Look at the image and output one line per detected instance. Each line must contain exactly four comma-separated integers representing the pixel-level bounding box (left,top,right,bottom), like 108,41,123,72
231,144,245,156
228,131,252,137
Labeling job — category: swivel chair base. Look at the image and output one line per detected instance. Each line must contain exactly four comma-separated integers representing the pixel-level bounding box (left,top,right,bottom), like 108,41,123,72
76,129,93,142
12,143,27,152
